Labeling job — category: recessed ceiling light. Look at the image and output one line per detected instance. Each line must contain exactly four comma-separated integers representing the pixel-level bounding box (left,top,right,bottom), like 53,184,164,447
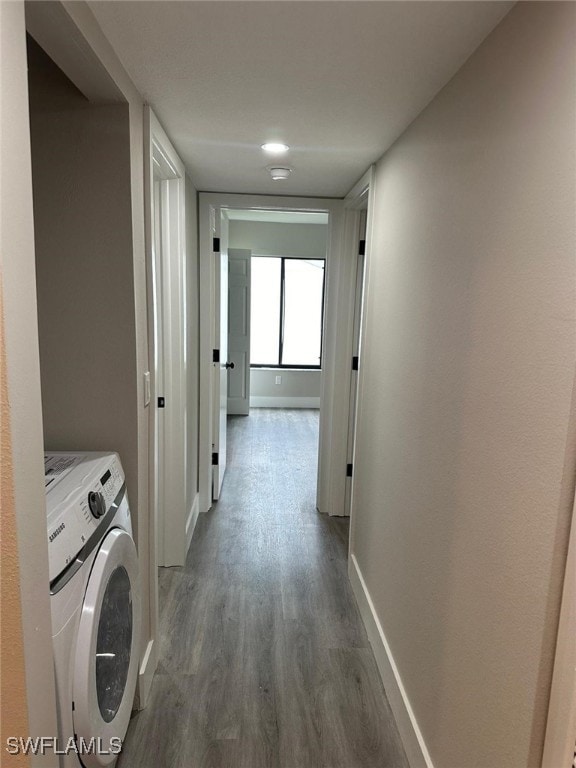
262,142,289,154
269,167,292,181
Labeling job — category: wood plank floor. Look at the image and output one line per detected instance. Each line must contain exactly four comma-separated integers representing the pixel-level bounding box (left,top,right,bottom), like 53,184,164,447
119,409,408,768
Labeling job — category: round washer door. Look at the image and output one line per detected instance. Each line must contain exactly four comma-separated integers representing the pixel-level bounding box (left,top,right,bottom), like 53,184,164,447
73,528,140,767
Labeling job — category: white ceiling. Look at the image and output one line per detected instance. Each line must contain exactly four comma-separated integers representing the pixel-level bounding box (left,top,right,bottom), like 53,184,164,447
89,1,514,198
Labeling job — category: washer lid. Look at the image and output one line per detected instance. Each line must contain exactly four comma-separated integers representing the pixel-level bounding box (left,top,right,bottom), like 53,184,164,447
73,528,140,767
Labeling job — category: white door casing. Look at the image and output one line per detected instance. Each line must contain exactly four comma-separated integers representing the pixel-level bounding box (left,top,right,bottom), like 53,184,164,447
346,168,375,549
142,107,188,702
199,193,347,517
227,249,251,416
344,209,367,517
212,213,229,500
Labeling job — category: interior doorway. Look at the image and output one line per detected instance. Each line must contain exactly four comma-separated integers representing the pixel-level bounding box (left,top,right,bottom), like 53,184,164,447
200,200,334,511
199,194,342,511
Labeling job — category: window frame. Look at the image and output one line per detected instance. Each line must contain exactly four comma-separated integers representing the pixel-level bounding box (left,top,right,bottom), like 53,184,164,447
250,254,326,370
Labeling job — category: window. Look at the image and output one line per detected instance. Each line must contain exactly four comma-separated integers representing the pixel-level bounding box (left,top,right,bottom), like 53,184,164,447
251,256,325,368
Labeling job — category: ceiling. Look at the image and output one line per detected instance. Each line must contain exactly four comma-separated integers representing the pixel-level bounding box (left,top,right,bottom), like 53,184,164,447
89,1,514,198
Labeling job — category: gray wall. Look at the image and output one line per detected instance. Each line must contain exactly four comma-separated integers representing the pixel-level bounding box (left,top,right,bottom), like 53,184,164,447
229,220,326,405
250,368,321,408
29,39,139,507
351,3,576,766
229,220,327,258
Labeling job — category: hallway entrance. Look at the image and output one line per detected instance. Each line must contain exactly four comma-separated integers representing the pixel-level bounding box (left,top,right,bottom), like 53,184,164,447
118,409,408,768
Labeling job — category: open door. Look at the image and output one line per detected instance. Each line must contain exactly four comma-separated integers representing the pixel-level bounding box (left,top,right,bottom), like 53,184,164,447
212,212,229,500
228,248,251,415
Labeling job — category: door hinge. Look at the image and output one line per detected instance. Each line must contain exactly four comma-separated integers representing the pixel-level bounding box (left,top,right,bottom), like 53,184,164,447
212,452,219,466
346,463,353,478
158,397,165,408
352,356,359,371
213,237,220,252
213,348,220,363
359,239,366,256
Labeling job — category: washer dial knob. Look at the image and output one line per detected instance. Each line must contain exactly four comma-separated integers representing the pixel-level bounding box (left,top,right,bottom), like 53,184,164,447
88,491,106,519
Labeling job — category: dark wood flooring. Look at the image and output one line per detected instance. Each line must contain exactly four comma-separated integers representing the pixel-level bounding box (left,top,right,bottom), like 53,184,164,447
119,409,408,768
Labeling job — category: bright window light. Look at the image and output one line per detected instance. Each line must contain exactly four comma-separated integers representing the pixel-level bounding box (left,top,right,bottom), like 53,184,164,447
250,256,325,368
282,260,324,366
251,257,281,365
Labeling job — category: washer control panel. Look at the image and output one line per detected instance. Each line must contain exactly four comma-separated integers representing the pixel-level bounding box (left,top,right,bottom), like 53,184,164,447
44,452,125,583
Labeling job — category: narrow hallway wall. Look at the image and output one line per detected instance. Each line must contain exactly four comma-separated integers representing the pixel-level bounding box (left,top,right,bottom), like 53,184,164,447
350,3,576,766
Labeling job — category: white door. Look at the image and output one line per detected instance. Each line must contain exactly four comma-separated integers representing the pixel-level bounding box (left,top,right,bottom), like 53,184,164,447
344,210,367,516
227,249,251,416
151,179,165,561
212,212,229,500
145,108,187,569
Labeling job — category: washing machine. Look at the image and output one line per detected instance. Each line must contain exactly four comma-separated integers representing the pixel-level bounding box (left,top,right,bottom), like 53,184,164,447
45,452,140,767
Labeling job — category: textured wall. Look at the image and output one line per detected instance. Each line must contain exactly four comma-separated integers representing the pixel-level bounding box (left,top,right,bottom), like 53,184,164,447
351,3,576,766
1,313,31,767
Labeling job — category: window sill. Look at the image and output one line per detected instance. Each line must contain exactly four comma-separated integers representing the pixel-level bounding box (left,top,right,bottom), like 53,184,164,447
250,367,322,372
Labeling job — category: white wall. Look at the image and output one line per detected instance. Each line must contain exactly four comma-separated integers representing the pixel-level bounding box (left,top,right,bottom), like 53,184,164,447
350,3,576,767
230,219,326,406
0,3,59,761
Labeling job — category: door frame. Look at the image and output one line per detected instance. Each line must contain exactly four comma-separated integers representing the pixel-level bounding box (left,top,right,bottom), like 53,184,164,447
337,168,375,523
142,107,188,698
344,167,375,536
343,207,367,517
198,192,347,516
212,210,229,500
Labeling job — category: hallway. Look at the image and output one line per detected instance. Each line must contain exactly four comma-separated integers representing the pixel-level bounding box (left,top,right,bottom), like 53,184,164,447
119,409,408,768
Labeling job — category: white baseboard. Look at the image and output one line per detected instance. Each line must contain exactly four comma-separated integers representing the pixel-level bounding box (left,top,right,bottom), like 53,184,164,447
250,396,320,408
185,493,200,552
136,638,156,709
349,554,434,768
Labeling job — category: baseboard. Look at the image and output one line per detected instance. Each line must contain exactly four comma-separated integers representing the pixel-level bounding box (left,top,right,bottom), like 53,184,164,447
185,493,200,552
250,396,320,408
349,554,434,768
136,638,156,709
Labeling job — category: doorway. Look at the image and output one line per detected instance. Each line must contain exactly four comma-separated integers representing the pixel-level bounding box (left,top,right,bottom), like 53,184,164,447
200,200,339,512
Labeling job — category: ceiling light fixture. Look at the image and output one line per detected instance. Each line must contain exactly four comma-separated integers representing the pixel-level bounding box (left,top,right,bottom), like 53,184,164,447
268,167,292,181
262,142,289,154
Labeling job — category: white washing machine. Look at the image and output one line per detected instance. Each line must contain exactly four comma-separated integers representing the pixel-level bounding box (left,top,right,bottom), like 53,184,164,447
45,452,140,767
